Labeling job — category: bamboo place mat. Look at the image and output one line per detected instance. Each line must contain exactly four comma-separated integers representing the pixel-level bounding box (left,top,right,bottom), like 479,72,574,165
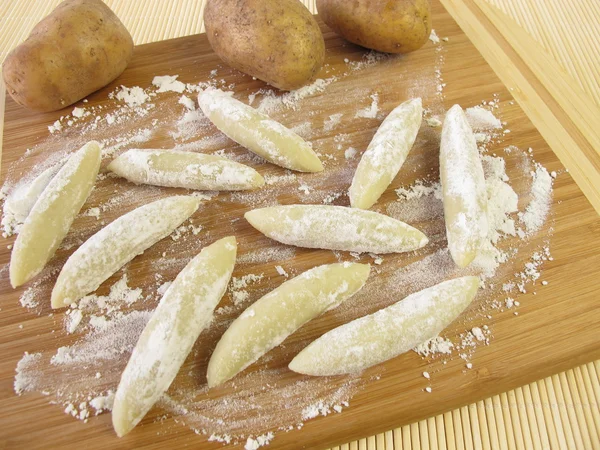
1,1,599,449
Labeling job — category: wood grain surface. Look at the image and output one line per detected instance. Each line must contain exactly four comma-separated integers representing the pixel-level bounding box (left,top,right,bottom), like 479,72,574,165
1,3,600,450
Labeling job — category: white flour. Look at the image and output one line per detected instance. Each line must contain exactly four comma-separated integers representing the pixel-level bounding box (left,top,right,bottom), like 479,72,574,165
245,432,274,450
257,77,337,114
344,147,357,159
290,121,313,138
354,93,379,119
114,86,150,106
324,113,343,132
230,273,264,306
520,163,553,234
414,336,454,357
465,106,502,130
345,51,389,72
14,352,42,394
152,75,186,93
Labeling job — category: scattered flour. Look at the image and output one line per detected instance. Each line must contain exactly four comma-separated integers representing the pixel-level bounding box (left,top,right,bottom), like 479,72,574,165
14,352,42,394
114,86,149,106
324,113,343,132
264,173,297,186
19,287,40,309
344,147,358,159
237,246,296,265
275,265,288,277
90,391,115,414
83,207,100,219
346,51,389,71
298,184,311,195
465,106,502,130
429,29,440,44
209,434,233,444
395,180,442,201
355,93,379,119
413,336,454,357
258,77,337,113
230,273,264,306
48,120,63,134
50,310,151,366
290,121,312,138
245,432,274,450
178,95,196,110
72,107,86,118
152,75,186,93
519,163,553,234
471,156,520,277
471,327,485,341
171,109,209,141
66,309,84,334
302,401,332,420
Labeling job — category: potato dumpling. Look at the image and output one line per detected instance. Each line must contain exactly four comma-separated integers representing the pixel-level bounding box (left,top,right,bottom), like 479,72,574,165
204,0,325,90
2,0,133,112
316,0,431,54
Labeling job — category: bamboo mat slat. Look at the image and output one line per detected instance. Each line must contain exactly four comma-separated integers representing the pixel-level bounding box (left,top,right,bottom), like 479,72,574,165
1,1,599,449
340,363,600,450
467,0,600,215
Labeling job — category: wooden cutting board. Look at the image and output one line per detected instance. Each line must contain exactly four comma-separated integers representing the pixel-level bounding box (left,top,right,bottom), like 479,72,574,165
1,2,600,449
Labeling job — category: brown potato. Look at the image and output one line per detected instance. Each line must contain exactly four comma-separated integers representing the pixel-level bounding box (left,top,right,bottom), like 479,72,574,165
2,0,133,112
204,0,325,91
316,0,431,54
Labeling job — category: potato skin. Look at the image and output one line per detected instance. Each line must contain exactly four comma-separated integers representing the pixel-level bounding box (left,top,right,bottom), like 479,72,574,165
2,0,133,112
204,0,325,91
316,0,431,54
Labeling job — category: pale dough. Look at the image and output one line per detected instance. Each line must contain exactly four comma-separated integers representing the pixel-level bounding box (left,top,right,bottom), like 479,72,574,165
207,262,370,387
10,141,101,288
198,88,323,172
51,196,200,308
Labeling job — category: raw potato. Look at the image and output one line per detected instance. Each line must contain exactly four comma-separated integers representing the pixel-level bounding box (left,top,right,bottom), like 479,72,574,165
51,196,200,308
2,0,133,112
107,149,264,191
349,98,423,209
316,0,431,54
289,276,479,376
440,105,488,268
207,262,370,387
245,204,428,254
198,89,323,172
10,142,101,288
112,237,237,437
204,0,325,90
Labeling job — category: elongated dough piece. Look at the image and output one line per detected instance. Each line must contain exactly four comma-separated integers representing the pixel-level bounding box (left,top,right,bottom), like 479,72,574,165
289,276,479,376
107,149,264,191
349,98,423,209
245,204,428,254
4,160,64,229
440,105,488,268
112,236,237,437
207,262,370,387
198,89,323,172
10,142,101,288
51,196,200,308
